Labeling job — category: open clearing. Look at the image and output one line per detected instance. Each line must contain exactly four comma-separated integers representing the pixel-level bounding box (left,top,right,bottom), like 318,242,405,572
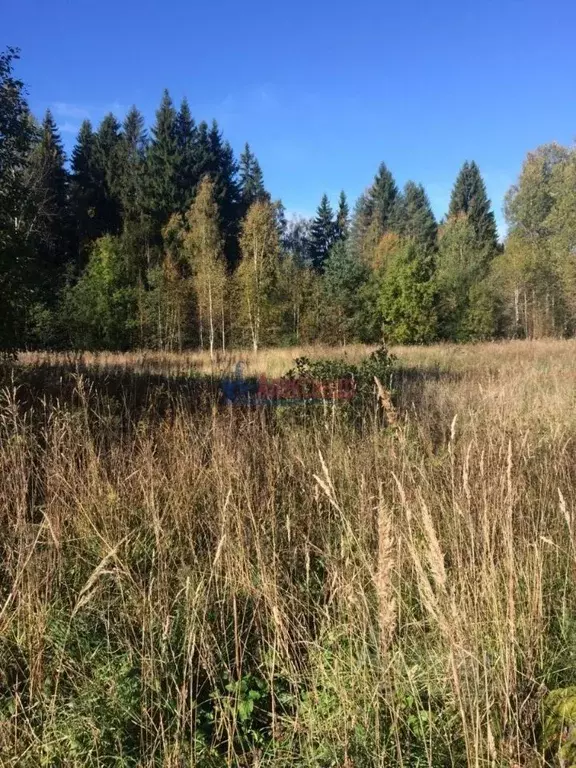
2,339,576,766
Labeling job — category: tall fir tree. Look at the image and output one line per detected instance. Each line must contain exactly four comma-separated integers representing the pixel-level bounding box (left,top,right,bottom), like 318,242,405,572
349,191,372,258
117,106,147,218
206,120,241,268
309,193,336,272
448,161,498,251
27,110,72,301
335,190,350,241
93,113,122,236
239,142,268,213
0,46,36,349
323,239,368,343
393,181,437,252
369,162,399,233
117,106,150,278
146,90,181,232
350,163,399,263
70,119,100,264
378,240,437,344
436,213,497,340
176,98,198,211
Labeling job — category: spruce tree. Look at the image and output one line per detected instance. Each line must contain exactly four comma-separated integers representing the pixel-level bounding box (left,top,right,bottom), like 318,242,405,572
239,142,268,213
323,239,368,342
176,98,198,210
335,190,350,241
94,113,122,235
70,120,100,262
349,163,399,263
378,240,437,344
436,213,496,340
369,162,399,233
117,106,147,219
448,161,498,251
27,110,72,300
206,121,241,269
349,192,372,258
0,46,35,349
309,193,336,272
193,121,212,181
393,181,437,251
146,90,181,230
117,106,150,279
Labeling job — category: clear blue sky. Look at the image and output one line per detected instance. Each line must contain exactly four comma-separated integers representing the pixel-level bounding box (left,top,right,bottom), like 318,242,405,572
5,0,576,235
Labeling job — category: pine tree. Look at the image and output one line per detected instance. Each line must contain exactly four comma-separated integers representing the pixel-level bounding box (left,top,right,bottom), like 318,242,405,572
239,142,268,213
335,190,350,241
449,161,498,251
146,90,181,231
184,176,227,356
393,181,437,251
309,194,336,272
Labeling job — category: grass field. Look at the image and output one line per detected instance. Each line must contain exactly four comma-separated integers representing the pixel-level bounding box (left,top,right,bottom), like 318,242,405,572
2,340,576,766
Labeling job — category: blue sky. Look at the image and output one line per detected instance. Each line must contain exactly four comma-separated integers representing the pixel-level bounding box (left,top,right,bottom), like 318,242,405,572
5,0,576,235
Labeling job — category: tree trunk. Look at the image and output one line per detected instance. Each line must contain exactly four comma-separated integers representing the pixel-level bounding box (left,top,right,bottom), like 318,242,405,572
208,280,214,361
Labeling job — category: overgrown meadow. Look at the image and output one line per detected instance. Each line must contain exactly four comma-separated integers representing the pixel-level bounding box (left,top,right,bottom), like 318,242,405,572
2,340,576,767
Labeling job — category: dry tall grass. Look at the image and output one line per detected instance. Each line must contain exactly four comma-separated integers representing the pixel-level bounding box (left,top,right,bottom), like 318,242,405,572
2,340,576,766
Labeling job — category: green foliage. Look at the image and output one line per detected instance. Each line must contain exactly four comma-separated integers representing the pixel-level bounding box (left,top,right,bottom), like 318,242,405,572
541,687,576,767
175,97,198,211
309,193,337,272
239,142,268,213
378,241,437,344
7,46,576,350
0,47,35,351
145,89,181,231
448,160,498,253
71,119,101,263
286,345,395,403
322,240,369,343
435,213,494,340
392,181,438,252
64,235,137,349
93,113,123,235
26,110,72,302
335,190,350,241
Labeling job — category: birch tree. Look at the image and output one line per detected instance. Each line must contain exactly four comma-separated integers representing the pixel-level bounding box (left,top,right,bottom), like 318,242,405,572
237,200,280,351
184,176,226,358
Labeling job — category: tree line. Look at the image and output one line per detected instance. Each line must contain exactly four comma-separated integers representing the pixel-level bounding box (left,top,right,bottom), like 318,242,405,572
2,47,576,353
